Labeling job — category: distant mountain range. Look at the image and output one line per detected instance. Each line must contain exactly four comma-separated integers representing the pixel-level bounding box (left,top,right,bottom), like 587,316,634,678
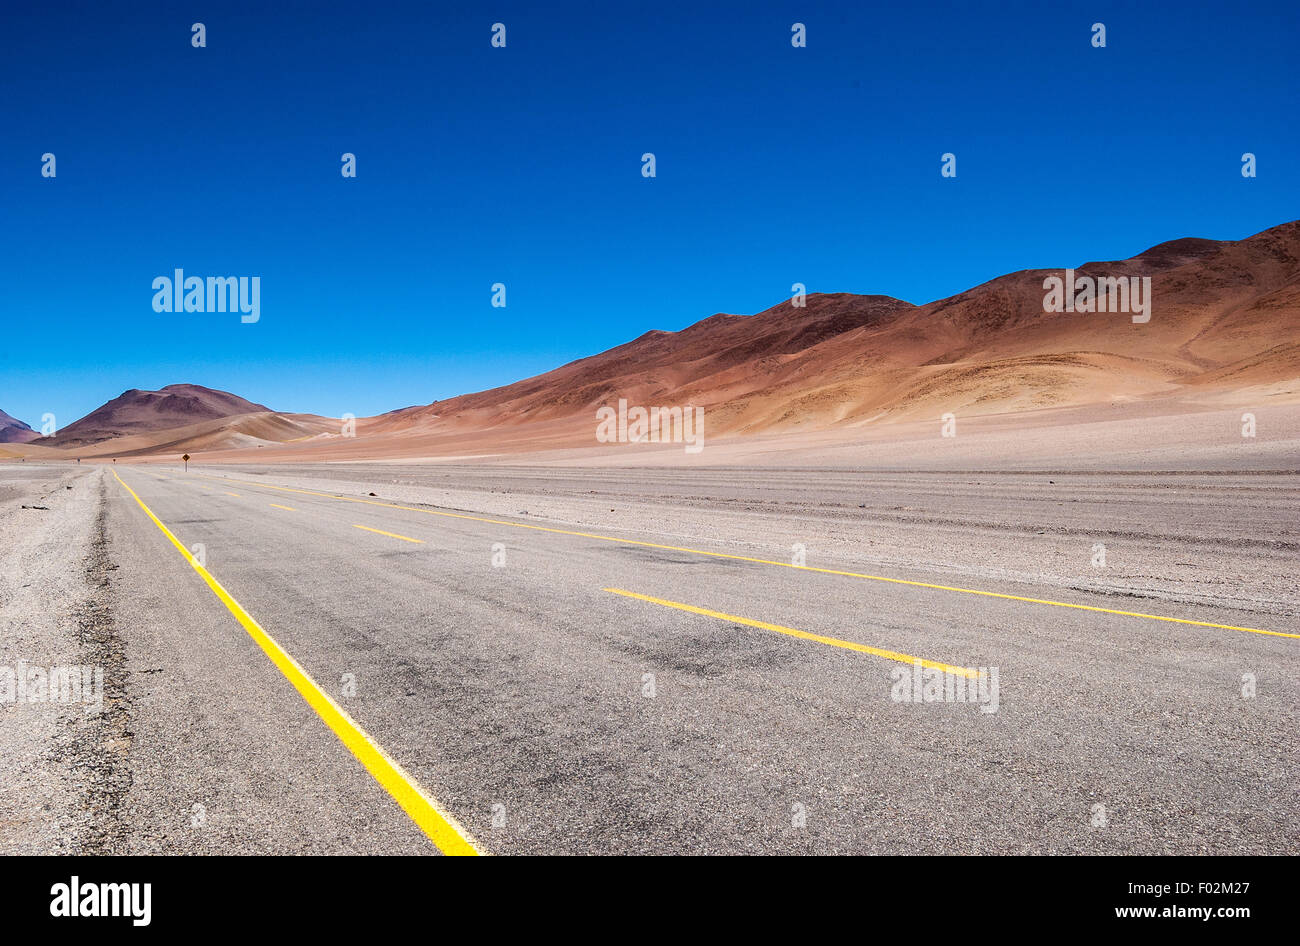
4,219,1297,461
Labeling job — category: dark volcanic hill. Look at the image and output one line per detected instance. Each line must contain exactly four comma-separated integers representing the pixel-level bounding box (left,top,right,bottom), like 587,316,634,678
50,384,272,448
0,409,40,444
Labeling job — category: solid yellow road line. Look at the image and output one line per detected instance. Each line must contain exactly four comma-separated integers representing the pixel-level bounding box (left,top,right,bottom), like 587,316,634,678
269,504,297,512
196,473,1296,641
111,470,481,856
605,587,980,678
353,524,423,544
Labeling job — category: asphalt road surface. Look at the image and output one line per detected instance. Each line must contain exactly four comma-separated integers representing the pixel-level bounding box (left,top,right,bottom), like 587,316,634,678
3,462,1296,855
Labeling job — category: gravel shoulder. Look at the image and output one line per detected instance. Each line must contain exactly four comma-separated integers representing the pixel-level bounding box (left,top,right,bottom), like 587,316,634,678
0,465,118,853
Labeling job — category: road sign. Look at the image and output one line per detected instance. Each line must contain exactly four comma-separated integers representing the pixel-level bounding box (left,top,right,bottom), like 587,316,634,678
182,453,191,471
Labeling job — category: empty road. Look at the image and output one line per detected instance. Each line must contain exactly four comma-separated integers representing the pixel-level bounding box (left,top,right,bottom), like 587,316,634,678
2,462,1296,855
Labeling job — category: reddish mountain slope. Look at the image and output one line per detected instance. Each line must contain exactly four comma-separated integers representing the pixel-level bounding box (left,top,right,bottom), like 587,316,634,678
8,219,1298,461
373,219,1300,440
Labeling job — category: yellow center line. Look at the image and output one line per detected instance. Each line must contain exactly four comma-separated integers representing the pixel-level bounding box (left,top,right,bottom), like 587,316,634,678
224,491,241,498
353,524,423,545
195,473,1295,641
269,504,297,512
110,470,480,855
606,587,980,678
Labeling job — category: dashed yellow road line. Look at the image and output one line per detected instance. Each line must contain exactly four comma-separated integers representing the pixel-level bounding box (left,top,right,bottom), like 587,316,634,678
111,469,481,856
197,473,1295,641
353,524,423,544
605,588,980,678
224,491,241,498
269,504,297,512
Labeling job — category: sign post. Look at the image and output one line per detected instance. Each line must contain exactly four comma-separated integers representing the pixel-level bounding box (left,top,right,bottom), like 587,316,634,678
182,453,190,471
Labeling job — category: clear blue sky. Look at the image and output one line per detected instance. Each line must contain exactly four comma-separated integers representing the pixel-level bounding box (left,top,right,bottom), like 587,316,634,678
2,0,1297,427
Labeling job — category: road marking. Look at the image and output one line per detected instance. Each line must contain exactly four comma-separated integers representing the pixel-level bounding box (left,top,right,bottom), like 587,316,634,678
269,504,297,512
196,473,1296,641
111,470,481,855
224,491,241,498
605,588,980,678
354,524,424,544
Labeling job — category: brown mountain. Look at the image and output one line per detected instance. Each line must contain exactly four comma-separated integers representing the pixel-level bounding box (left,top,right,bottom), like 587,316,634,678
50,384,272,448
6,219,1298,462
0,409,40,444
366,218,1299,443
